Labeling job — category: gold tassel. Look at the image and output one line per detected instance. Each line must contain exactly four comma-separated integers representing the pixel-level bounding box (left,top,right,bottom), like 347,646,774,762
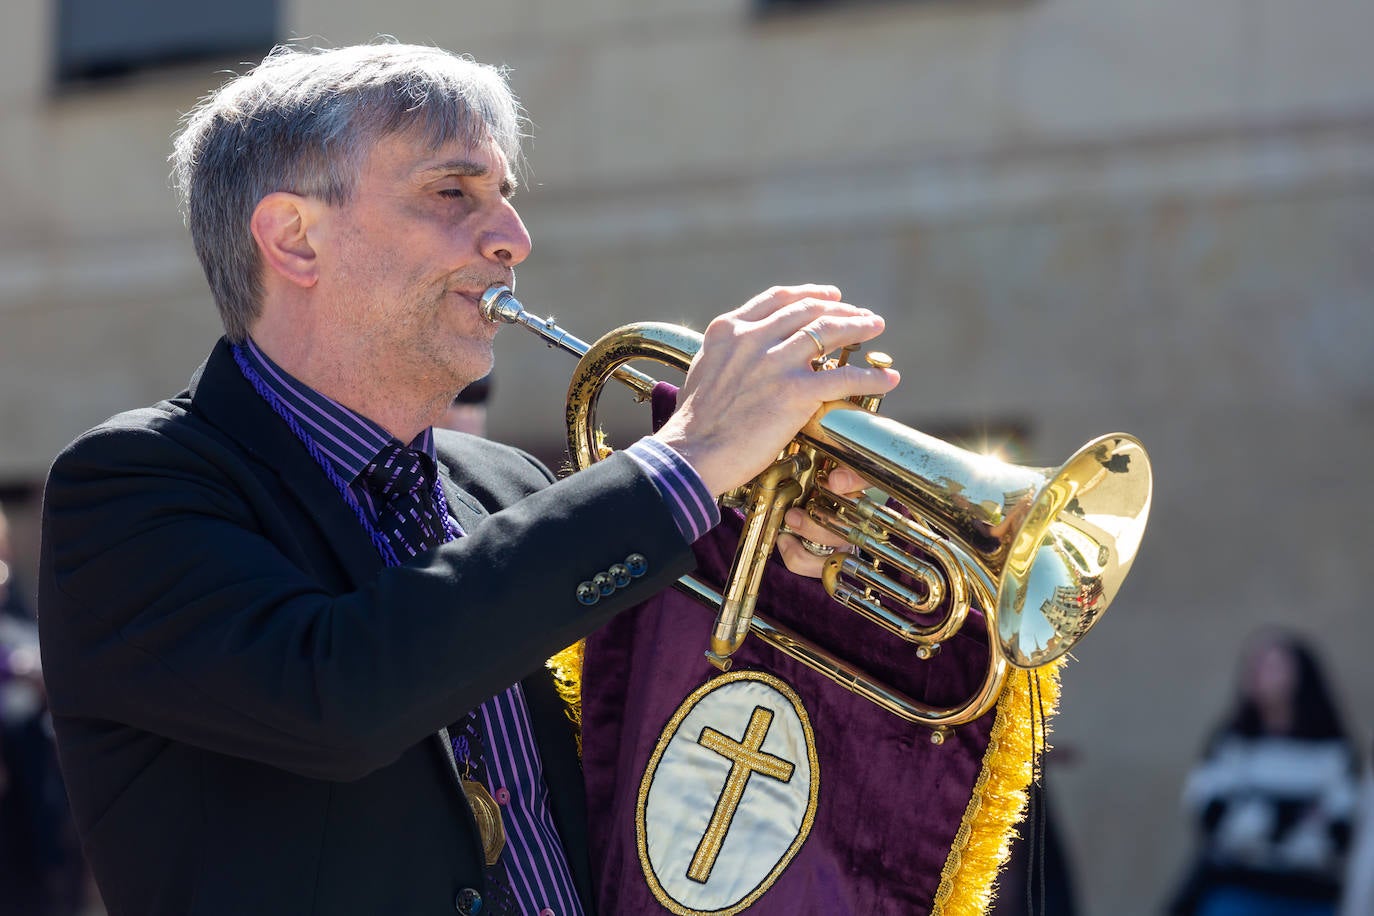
932,660,1063,916
546,640,586,755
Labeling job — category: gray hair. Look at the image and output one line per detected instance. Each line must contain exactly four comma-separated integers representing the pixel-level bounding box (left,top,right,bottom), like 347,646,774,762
170,41,526,342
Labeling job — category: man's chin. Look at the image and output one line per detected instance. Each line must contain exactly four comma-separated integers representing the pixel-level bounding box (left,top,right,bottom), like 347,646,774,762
447,339,495,388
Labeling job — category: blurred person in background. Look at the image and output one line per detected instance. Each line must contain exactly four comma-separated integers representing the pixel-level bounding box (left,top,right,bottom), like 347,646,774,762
1167,629,1359,916
36,41,895,916
1338,740,1374,916
442,371,491,437
0,501,81,916
988,753,1079,916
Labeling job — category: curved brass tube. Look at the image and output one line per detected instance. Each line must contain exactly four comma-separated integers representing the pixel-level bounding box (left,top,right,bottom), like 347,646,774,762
481,285,1153,739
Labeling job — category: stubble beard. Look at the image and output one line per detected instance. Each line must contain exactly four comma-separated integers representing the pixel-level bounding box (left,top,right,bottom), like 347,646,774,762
355,262,510,414
406,278,501,399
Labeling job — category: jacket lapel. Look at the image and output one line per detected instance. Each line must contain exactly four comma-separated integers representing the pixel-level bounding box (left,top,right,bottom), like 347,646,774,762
191,340,499,860
187,338,385,590
432,456,594,908
436,465,488,537
193,345,588,889
432,461,485,798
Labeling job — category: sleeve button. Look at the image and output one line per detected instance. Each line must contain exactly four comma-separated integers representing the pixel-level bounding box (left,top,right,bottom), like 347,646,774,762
575,581,600,605
609,563,631,588
625,553,648,577
593,572,616,596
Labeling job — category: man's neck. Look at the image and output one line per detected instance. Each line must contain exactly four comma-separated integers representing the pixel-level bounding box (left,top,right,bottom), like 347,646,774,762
247,330,446,444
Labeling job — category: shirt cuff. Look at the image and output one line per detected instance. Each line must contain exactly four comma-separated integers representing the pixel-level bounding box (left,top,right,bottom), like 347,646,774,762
624,437,721,544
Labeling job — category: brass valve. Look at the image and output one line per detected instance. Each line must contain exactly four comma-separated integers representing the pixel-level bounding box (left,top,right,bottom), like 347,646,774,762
855,352,893,412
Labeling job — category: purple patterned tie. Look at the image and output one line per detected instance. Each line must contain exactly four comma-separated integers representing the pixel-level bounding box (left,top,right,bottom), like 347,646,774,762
362,442,445,556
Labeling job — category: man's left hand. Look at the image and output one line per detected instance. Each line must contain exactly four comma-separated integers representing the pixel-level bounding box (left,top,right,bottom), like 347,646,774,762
776,465,869,578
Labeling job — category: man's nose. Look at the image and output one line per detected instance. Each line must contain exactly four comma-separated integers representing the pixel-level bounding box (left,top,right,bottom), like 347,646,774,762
482,200,531,266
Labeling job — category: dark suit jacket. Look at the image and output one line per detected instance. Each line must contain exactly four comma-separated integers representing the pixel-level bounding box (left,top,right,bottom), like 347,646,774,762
38,339,696,916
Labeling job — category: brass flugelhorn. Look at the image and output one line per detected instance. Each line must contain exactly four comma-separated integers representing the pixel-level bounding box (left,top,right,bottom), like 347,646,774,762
482,285,1153,741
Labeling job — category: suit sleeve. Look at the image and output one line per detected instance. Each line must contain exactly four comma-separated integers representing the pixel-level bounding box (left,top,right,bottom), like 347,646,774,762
39,416,694,782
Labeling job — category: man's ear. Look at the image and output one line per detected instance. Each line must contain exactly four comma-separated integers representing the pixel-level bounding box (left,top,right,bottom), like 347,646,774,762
250,192,320,289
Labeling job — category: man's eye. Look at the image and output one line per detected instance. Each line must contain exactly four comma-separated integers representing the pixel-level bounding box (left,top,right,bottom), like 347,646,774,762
438,188,465,199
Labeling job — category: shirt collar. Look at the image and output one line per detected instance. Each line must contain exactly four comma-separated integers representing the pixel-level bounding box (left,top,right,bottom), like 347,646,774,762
240,336,438,485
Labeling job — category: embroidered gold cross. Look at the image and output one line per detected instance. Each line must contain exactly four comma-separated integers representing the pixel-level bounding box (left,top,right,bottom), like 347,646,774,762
688,706,795,884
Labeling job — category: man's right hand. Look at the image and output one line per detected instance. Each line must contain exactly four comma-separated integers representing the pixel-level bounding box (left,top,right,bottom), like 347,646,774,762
652,284,900,499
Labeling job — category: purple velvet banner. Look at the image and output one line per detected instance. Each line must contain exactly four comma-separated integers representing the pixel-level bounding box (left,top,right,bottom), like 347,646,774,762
579,386,1000,915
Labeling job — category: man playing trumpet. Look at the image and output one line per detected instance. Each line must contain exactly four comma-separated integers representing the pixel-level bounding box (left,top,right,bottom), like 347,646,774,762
37,41,896,916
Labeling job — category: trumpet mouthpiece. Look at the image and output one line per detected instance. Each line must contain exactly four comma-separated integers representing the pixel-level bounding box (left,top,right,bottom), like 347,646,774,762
480,285,519,324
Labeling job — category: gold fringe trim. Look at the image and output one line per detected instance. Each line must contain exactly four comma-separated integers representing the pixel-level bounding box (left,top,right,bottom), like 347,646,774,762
931,660,1063,916
546,640,586,756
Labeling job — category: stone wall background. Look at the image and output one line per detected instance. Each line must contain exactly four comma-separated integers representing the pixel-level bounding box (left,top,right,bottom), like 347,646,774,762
1,1,1371,912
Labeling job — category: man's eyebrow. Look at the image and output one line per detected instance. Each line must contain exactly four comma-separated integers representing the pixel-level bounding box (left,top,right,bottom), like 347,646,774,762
417,158,518,196
418,158,488,178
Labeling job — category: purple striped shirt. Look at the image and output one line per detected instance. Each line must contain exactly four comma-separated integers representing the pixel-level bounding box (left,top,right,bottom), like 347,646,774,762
237,338,715,915
624,437,720,542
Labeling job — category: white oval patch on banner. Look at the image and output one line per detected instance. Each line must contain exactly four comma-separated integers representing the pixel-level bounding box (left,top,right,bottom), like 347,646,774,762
636,670,819,915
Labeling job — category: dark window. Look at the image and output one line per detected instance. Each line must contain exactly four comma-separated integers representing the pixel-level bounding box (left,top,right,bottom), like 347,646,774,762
759,0,875,11
55,0,277,83
756,0,962,12
757,0,835,9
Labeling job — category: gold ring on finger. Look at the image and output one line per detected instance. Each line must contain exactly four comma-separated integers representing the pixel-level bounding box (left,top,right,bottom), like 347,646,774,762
799,537,836,557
